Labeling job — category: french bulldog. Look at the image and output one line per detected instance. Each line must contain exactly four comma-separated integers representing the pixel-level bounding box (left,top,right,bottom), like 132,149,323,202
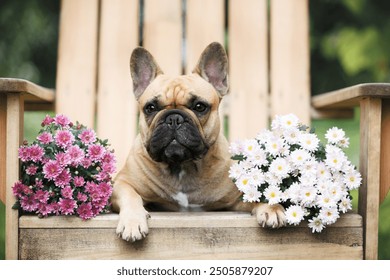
111,42,286,242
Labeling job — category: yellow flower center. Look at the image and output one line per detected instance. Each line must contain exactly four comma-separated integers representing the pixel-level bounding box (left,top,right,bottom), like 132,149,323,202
242,179,248,185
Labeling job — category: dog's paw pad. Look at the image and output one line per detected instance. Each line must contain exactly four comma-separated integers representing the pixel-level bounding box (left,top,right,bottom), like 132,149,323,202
116,210,150,242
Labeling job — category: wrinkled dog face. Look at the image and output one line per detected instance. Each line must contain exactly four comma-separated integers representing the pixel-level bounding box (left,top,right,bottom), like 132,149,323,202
130,43,229,170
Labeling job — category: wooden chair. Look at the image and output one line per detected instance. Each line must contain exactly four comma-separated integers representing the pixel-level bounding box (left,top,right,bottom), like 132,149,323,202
0,0,388,259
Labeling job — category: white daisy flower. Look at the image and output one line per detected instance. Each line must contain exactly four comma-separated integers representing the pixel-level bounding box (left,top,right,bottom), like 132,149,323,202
343,170,362,190
325,150,346,171
285,205,305,226
264,185,283,205
316,162,332,181
235,174,252,192
339,197,352,213
283,127,301,145
300,186,317,206
242,187,262,203
256,129,273,145
279,114,300,130
299,173,317,188
319,206,340,225
248,169,266,186
325,127,346,144
246,148,268,167
316,193,338,209
299,133,320,152
308,217,325,233
265,137,285,156
284,181,302,204
269,157,290,178
338,136,350,148
265,172,283,187
228,162,245,180
242,139,260,157
229,140,243,155
290,149,310,167
327,182,346,201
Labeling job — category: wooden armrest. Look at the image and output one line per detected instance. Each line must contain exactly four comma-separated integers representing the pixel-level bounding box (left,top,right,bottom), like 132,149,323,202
0,78,55,110
312,83,390,109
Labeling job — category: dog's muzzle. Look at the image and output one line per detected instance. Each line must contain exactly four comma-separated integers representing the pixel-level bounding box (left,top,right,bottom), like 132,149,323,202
146,110,208,165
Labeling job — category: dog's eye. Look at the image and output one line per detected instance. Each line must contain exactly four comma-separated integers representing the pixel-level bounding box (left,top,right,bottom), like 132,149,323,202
144,103,158,115
193,102,208,113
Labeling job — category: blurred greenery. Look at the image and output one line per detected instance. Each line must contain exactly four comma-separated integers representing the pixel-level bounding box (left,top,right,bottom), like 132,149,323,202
1,0,390,260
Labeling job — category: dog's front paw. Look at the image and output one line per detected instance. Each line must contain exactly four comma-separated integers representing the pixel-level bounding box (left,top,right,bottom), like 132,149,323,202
116,209,151,242
253,203,286,228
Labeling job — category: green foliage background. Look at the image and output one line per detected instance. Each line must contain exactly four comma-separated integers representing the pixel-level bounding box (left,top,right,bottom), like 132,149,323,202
1,0,390,259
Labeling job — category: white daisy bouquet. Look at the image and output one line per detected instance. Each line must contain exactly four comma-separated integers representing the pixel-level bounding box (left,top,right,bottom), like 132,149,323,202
229,114,361,233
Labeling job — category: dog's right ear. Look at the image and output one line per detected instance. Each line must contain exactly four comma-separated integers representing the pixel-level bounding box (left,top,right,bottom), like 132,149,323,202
130,47,163,99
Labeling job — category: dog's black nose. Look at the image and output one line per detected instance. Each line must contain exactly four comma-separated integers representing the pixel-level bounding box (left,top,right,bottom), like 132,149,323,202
165,113,184,129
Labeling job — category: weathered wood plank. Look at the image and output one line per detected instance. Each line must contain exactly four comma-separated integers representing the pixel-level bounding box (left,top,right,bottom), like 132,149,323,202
358,97,381,260
55,0,99,128
270,0,310,125
228,0,268,140
18,213,363,260
312,83,390,109
0,78,55,103
97,0,139,172
6,94,23,260
0,94,6,204
380,99,390,203
143,0,182,76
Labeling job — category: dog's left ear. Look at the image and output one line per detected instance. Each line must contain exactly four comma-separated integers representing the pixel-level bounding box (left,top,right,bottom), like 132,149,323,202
193,42,229,97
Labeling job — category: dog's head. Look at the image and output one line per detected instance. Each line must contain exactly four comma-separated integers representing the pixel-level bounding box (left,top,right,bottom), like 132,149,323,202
130,42,228,169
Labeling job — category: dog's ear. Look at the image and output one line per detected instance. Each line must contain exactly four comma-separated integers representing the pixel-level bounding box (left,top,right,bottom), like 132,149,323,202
193,42,229,97
130,47,163,99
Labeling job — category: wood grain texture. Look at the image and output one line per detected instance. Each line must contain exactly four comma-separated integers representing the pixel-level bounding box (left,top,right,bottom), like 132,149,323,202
55,0,99,128
228,0,268,140
143,0,182,76
380,99,390,203
6,94,23,260
97,0,139,173
358,97,381,260
0,94,6,204
270,0,310,125
19,212,363,260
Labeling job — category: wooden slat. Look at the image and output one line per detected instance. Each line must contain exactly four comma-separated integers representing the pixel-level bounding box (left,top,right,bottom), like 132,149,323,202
18,213,363,260
0,94,6,204
6,94,23,260
19,212,362,229
185,0,224,74
143,0,182,76
312,83,390,109
380,99,390,203
0,78,55,103
55,0,99,128
97,0,139,172
270,0,310,125
358,97,381,260
228,0,268,140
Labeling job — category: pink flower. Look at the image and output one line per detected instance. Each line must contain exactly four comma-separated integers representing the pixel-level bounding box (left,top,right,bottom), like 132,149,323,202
58,198,77,215
67,145,85,165
88,144,105,161
41,115,54,126
98,182,113,199
35,190,50,203
12,181,31,198
55,152,71,167
73,176,85,187
35,179,43,188
37,203,53,217
81,157,92,169
77,192,88,202
61,186,73,199
77,203,94,220
55,130,75,148
20,195,39,212
43,160,63,180
78,128,96,145
26,164,38,175
28,144,45,162
37,132,53,144
53,114,71,127
102,161,116,174
50,202,60,215
54,169,71,187
18,146,30,162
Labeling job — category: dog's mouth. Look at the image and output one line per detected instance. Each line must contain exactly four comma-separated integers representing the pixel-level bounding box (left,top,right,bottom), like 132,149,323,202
146,110,209,165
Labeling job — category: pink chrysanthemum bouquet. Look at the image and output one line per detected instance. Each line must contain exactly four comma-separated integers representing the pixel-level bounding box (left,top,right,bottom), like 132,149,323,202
12,114,116,220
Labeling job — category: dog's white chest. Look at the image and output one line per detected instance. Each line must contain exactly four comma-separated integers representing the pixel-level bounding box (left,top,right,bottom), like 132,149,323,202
172,191,203,210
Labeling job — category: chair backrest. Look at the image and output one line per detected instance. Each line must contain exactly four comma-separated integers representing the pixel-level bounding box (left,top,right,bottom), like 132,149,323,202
55,0,310,170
